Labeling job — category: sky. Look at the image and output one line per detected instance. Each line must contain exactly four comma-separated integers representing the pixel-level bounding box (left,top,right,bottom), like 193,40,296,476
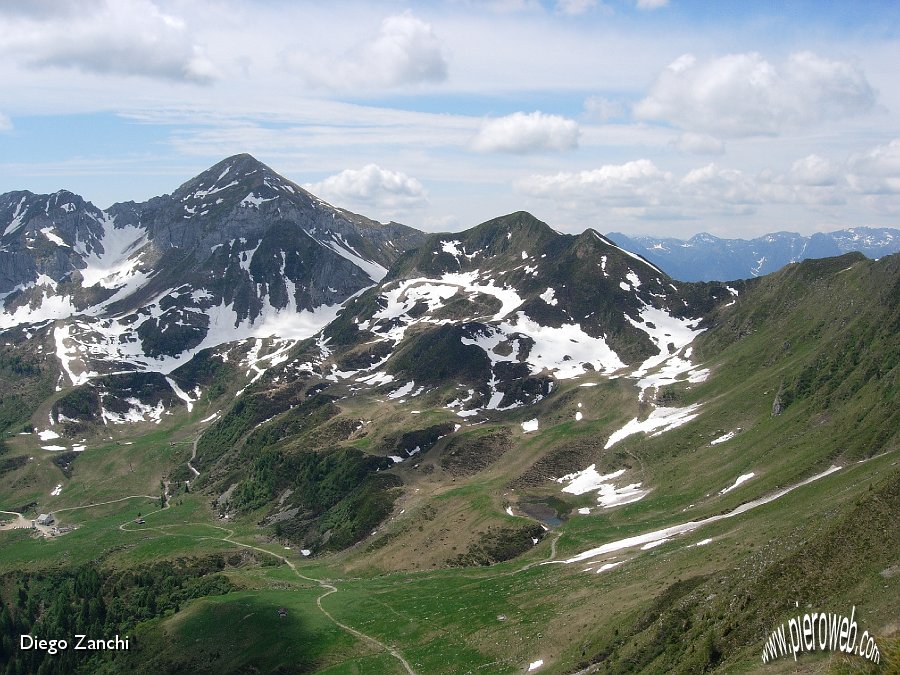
0,0,899,238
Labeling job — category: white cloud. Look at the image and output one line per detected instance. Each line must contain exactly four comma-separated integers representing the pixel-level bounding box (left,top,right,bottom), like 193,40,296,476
472,111,580,153
790,154,842,186
517,159,672,206
635,0,669,9
556,0,598,15
517,154,872,218
635,51,876,137
847,138,900,194
287,12,447,91
674,132,725,155
0,113,11,132
305,164,428,211
0,0,217,83
680,164,765,209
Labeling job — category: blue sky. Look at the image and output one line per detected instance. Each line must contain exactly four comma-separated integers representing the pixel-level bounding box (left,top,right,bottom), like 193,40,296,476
1,0,898,237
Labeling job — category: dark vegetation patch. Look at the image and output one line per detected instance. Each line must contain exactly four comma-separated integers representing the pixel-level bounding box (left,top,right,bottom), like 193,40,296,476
300,417,364,448
0,342,53,432
195,390,337,474
51,451,78,479
509,441,627,489
496,371,553,409
441,428,513,476
0,555,241,675
334,339,393,371
170,347,237,401
224,443,400,552
311,473,403,551
52,386,101,423
447,523,546,567
322,288,383,346
137,312,205,357
0,455,27,478
387,323,492,385
382,422,455,457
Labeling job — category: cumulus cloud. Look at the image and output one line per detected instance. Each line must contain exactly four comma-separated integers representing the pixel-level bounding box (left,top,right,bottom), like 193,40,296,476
790,154,842,186
305,165,428,211
0,0,217,83
288,12,447,91
472,112,580,153
847,138,900,194
517,159,672,206
635,51,876,137
516,154,872,217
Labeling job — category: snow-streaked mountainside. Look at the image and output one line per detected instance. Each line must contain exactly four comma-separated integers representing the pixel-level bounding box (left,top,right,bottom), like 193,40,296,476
608,227,900,281
228,211,734,436
0,154,424,387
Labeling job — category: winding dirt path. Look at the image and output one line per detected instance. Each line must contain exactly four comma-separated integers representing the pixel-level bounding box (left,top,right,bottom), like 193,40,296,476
118,513,416,674
55,495,157,514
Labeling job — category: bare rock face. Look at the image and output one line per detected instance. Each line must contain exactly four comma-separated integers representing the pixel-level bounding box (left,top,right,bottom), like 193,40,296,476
772,390,785,416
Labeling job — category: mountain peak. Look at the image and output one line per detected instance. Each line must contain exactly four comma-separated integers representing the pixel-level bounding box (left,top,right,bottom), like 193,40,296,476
467,211,558,248
179,153,279,190
168,154,310,220
214,153,273,178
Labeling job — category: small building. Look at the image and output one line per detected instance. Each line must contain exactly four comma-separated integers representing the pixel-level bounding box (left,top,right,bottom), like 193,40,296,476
37,513,54,526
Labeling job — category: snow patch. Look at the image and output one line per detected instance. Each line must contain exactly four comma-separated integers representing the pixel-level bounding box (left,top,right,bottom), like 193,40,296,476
604,404,701,449
710,431,736,445
720,472,755,495
557,466,625,495
40,227,68,247
388,381,415,400
165,377,196,413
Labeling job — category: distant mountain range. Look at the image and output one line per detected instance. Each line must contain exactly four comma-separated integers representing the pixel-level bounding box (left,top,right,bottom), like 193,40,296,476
607,228,899,281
